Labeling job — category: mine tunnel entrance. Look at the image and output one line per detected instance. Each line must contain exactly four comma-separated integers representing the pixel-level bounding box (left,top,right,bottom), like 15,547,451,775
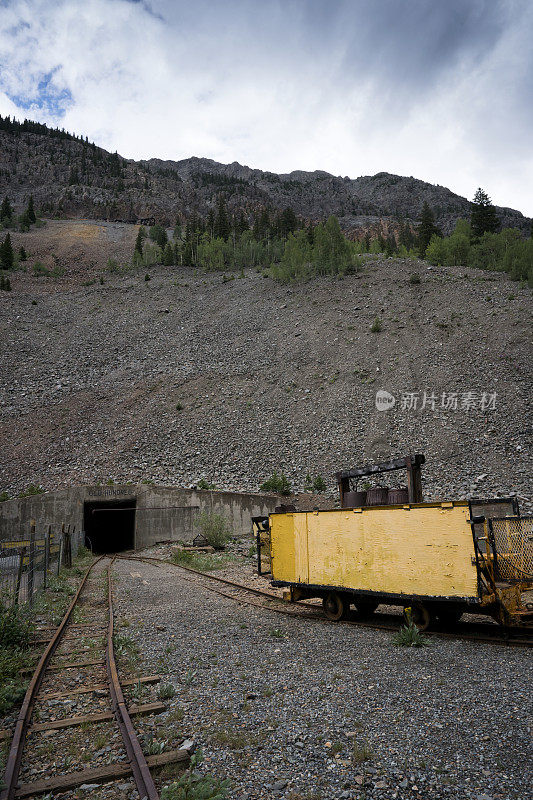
84,499,136,553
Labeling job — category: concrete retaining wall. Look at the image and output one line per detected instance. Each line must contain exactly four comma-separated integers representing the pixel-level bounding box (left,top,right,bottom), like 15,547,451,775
0,485,279,549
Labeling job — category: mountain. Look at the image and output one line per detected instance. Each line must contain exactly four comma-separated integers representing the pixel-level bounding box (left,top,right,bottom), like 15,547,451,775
0,116,530,237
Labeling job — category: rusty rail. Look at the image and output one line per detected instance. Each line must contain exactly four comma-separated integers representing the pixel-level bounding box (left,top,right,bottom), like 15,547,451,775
1,557,162,800
106,563,159,800
118,554,533,648
0,556,104,800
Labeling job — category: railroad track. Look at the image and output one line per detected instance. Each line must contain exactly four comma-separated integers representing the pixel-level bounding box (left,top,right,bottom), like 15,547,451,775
0,556,190,800
118,554,533,648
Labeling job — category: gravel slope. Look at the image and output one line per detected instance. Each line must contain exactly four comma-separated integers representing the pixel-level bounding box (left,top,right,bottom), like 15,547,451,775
1,228,532,505
114,557,533,800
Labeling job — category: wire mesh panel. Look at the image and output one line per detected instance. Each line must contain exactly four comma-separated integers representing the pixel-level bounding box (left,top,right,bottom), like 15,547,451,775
490,516,533,582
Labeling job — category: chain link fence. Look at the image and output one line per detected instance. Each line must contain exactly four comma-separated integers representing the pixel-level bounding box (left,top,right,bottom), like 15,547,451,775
0,523,85,607
489,516,533,582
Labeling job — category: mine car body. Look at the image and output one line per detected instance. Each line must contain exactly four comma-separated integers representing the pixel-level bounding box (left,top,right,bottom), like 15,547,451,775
255,456,533,629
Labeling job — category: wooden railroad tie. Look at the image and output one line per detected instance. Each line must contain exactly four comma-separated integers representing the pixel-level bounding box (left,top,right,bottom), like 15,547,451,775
14,748,191,798
0,701,166,741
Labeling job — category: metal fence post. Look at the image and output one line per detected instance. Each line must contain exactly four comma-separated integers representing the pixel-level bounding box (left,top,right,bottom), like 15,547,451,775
58,523,64,575
28,520,36,605
64,524,72,569
44,525,51,590
14,547,25,606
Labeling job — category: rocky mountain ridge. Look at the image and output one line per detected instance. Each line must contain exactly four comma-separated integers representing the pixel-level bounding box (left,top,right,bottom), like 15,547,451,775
0,120,530,237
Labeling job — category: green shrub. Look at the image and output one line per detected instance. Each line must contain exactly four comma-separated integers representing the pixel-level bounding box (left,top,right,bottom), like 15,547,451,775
161,751,230,800
393,621,428,647
18,484,45,497
312,475,327,492
260,471,292,495
0,491,9,502
409,272,421,284
370,316,382,333
196,512,232,549
0,602,32,649
197,479,215,490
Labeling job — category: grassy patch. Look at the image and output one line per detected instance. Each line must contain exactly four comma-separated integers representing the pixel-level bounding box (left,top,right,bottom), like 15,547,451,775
171,550,234,572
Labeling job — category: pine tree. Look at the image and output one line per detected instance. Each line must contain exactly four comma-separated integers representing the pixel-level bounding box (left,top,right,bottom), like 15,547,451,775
18,246,27,261
162,242,174,266
278,207,298,238
149,224,167,248
26,195,36,224
0,233,14,269
470,188,499,238
0,196,12,223
417,202,441,257
214,197,230,240
134,225,146,256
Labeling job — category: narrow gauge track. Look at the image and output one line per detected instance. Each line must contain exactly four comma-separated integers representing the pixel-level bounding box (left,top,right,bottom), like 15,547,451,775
1,557,188,800
118,554,533,649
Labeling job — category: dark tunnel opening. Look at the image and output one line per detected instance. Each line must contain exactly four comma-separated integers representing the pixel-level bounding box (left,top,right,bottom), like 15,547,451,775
84,499,136,553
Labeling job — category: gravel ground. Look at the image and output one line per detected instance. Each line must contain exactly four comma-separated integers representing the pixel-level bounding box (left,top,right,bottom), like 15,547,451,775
114,557,533,800
1,238,531,509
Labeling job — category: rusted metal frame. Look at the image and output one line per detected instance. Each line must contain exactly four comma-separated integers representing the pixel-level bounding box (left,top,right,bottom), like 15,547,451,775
1,556,104,800
336,454,425,506
106,564,159,800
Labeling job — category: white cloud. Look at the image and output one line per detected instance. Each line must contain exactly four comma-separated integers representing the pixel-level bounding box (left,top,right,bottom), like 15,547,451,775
0,0,531,215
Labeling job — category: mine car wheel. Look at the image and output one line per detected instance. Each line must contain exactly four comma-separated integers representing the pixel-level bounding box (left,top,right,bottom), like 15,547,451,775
403,602,431,631
322,592,348,621
353,598,379,617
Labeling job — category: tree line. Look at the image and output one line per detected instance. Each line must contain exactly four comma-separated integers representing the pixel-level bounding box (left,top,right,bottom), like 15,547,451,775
422,189,533,286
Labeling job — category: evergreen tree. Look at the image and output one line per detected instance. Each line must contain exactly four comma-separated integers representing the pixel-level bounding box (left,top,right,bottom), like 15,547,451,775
0,233,14,269
134,225,146,256
162,242,174,266
306,221,315,245
416,202,441,257
277,207,298,238
214,196,230,240
26,195,36,224
0,196,12,223
149,224,167,248
18,245,27,261
470,188,499,238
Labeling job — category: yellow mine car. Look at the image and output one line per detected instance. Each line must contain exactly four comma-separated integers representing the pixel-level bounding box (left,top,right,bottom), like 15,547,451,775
255,455,533,629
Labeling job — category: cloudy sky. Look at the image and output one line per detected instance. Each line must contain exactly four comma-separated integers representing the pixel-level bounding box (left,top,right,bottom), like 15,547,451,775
1,0,532,215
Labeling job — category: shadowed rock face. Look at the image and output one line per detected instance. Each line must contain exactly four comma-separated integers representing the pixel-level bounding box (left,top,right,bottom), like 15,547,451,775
0,128,530,236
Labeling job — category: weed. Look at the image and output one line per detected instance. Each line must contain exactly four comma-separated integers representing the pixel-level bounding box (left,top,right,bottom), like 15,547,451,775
145,273,151,281
330,741,343,756
176,403,184,412
161,750,230,799
114,633,140,666
158,683,177,701
409,273,421,284
370,316,382,333
195,512,232,549
182,669,197,686
270,628,285,639
0,491,9,502
352,739,373,765
143,734,167,755
393,610,428,648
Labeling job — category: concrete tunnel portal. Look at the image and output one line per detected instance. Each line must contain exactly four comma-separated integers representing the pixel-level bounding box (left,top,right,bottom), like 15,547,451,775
84,499,136,553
